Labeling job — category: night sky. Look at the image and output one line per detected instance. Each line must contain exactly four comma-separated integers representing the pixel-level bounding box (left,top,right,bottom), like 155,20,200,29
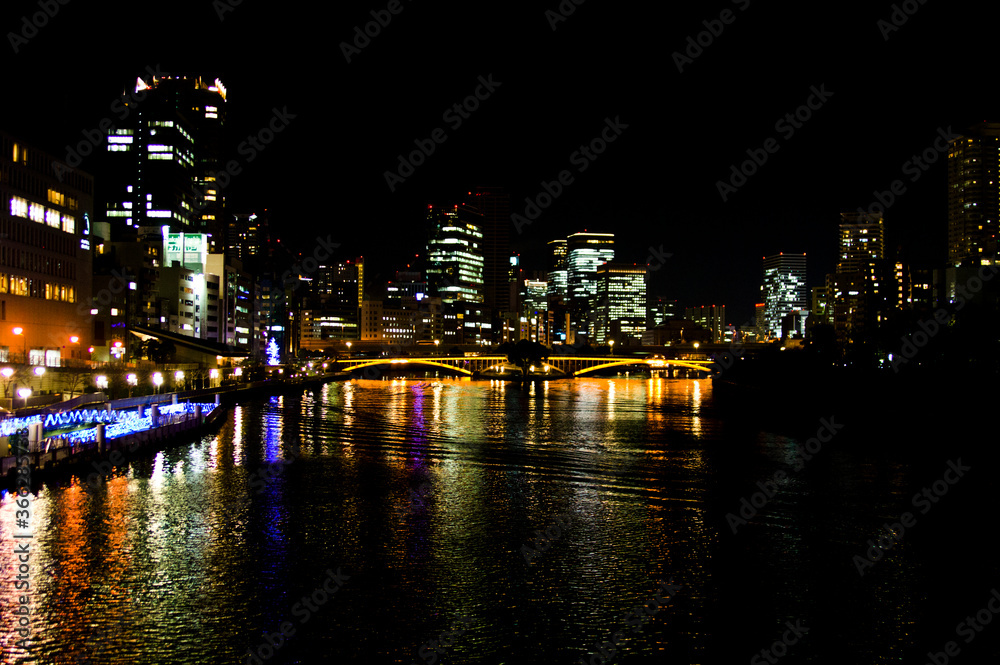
2,0,994,324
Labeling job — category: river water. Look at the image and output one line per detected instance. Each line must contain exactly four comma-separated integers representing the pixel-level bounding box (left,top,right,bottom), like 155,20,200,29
1,377,996,664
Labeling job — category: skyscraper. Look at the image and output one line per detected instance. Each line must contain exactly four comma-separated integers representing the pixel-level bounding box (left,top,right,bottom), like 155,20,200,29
761,253,807,338
594,263,647,344
947,122,1000,267
102,73,227,246
567,231,614,339
425,204,484,304
832,212,888,345
465,187,510,313
546,238,568,304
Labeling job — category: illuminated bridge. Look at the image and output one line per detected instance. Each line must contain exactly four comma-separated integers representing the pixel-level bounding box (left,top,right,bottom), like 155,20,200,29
335,356,716,377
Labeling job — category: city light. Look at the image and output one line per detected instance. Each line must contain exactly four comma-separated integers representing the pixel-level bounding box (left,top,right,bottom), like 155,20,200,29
95,375,108,389
33,366,45,377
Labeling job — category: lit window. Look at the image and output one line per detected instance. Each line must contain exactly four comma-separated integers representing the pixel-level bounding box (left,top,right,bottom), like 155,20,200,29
10,197,27,218
29,203,45,223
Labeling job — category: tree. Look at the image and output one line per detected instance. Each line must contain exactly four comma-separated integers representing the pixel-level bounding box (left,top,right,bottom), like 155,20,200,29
499,339,550,375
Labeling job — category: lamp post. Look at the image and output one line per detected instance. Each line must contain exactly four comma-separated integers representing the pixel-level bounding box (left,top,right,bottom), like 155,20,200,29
346,341,352,360
127,373,137,397
434,339,440,356
152,372,163,394
609,339,615,356
17,387,32,410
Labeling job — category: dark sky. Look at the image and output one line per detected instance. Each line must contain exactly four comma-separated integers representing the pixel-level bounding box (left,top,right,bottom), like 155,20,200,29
2,0,995,324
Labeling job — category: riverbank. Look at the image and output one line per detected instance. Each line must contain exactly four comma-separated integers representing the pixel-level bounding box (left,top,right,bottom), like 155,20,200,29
0,371,347,489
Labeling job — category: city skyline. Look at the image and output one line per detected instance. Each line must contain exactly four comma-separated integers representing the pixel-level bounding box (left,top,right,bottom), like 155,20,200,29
3,2,996,325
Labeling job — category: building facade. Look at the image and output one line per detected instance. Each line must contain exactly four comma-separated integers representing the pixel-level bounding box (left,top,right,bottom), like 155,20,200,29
761,253,807,339
1,132,94,366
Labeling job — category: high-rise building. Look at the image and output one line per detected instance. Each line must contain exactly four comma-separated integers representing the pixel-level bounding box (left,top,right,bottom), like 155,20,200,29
547,238,568,303
947,122,1000,267
594,263,647,344
685,305,726,343
98,73,230,344
226,212,269,270
300,258,364,349
426,204,484,304
0,132,94,366
832,212,889,345
465,187,510,313
566,231,614,339
103,74,227,242
761,253,807,338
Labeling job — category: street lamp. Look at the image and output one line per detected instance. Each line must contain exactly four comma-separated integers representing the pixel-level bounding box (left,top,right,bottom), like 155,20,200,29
17,387,31,410
609,339,615,356
127,373,137,397
152,372,163,394
95,375,109,390
12,327,26,363
346,341,352,359
1,366,14,400
434,339,440,355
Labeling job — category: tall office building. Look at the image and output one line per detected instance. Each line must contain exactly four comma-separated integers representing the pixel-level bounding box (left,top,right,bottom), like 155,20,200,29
426,204,484,304
761,253,807,338
0,132,94,366
832,212,889,345
594,263,647,344
566,231,614,338
547,238,568,303
102,73,227,246
226,211,269,270
465,186,510,313
947,122,1000,267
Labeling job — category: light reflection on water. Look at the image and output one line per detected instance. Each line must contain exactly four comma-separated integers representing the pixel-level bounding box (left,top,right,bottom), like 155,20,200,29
0,377,955,663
